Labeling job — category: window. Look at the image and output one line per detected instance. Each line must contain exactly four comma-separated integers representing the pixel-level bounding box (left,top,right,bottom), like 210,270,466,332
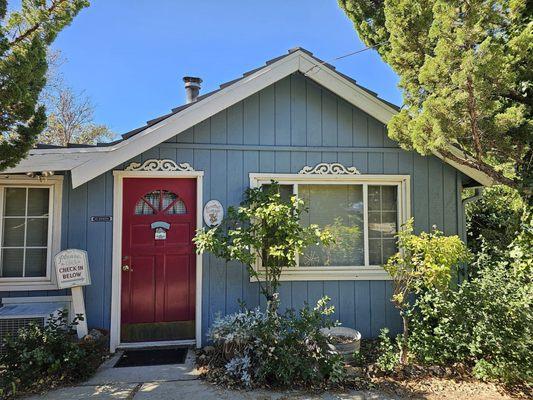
250,173,410,280
0,178,62,288
134,190,186,215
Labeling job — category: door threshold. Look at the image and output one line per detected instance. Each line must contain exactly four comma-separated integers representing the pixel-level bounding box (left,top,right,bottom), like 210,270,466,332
117,339,195,350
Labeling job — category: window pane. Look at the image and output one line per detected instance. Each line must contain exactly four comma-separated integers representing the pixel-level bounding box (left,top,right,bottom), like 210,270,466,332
27,188,49,216
381,187,397,211
4,188,26,216
26,218,48,246
382,212,398,238
369,239,382,265
262,184,293,202
382,239,397,262
25,248,47,277
161,190,177,210
300,185,364,266
145,191,161,209
162,191,186,214
2,218,25,246
1,248,23,277
368,186,381,211
167,199,186,215
368,212,381,238
367,185,399,265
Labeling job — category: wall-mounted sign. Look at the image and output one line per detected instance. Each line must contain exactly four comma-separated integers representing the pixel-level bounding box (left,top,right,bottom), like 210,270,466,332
203,200,224,227
54,249,91,289
90,216,112,222
151,221,170,240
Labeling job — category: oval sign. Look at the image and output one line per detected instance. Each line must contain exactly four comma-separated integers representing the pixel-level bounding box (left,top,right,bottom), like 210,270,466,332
203,200,224,227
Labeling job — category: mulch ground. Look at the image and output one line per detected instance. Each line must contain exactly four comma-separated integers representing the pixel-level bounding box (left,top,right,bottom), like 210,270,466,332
344,340,531,400
197,340,532,399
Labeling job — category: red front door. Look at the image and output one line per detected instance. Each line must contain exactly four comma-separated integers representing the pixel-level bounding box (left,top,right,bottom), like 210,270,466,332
121,178,196,342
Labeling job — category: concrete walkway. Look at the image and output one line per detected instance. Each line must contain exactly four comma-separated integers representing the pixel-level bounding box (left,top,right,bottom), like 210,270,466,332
24,350,395,400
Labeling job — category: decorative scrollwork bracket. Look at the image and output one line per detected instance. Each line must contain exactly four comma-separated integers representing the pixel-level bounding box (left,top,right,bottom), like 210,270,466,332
124,159,195,172
298,162,361,175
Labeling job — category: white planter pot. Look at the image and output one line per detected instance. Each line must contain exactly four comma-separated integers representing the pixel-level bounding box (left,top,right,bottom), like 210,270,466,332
320,327,361,360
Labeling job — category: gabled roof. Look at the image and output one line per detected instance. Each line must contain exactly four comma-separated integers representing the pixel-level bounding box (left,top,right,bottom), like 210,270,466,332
4,47,494,187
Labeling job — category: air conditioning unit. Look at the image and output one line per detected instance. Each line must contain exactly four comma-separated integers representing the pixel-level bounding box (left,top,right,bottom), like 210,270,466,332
0,296,72,354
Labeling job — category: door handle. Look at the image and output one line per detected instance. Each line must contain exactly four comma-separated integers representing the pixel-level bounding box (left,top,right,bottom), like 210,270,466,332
122,265,132,272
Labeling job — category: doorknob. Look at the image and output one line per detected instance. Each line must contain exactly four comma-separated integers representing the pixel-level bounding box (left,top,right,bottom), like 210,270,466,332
122,265,131,272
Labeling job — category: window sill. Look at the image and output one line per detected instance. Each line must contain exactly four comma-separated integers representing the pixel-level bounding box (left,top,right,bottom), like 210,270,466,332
251,266,391,281
0,278,58,291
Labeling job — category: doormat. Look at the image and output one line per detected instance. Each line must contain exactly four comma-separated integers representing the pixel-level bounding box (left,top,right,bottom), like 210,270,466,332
114,348,187,368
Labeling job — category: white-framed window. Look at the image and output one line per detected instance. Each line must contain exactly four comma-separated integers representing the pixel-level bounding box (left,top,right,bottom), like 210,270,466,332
250,173,410,281
0,176,63,290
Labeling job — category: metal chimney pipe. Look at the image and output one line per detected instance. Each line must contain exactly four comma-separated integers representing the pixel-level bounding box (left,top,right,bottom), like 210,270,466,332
183,76,202,103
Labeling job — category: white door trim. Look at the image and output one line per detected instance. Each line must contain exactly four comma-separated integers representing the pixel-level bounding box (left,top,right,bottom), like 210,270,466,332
110,169,204,353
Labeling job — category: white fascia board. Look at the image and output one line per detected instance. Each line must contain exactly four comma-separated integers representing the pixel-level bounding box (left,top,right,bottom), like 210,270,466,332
3,151,106,174
70,52,302,188
434,146,495,186
297,54,397,125
66,49,492,188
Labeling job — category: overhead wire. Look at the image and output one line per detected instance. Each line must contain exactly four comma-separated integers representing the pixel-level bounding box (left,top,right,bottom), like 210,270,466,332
303,41,388,76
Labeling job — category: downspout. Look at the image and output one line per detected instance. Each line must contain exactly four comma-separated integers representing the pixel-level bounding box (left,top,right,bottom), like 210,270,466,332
460,187,483,282
462,187,483,207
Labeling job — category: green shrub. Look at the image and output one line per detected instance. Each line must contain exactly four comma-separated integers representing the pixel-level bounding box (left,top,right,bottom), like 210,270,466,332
207,296,345,388
384,219,470,363
0,310,106,398
408,219,533,385
465,186,524,260
375,328,399,373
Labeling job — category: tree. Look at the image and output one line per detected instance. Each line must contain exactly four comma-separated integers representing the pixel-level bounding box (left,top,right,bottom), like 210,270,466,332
194,182,332,313
39,86,113,146
0,0,88,170
384,219,470,364
339,0,532,194
38,50,113,146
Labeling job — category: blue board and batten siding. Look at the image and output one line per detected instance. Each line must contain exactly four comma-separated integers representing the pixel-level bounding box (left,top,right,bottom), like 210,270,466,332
0,73,466,340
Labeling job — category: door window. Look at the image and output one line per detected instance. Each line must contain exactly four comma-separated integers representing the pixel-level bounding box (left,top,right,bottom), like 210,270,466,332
134,190,186,215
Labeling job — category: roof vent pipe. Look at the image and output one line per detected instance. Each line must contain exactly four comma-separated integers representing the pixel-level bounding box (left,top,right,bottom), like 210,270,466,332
183,76,202,104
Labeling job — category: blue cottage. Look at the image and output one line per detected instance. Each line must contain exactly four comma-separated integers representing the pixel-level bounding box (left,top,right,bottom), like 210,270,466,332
0,48,492,352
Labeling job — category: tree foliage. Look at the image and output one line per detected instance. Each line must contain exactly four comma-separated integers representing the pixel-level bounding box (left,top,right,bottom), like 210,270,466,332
194,182,332,312
39,86,113,146
384,219,471,364
339,0,532,193
0,0,88,170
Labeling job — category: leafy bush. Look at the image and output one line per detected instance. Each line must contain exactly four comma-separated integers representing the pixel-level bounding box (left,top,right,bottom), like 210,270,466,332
384,219,470,363
375,328,399,373
465,186,524,260
408,217,533,385
195,182,332,313
0,310,106,398
206,297,345,388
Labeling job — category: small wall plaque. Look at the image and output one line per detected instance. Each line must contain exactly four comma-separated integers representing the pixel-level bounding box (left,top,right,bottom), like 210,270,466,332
90,216,112,222
203,200,224,227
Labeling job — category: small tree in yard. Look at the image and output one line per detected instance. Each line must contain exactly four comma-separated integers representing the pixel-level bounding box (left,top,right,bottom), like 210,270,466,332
384,219,470,364
194,182,332,313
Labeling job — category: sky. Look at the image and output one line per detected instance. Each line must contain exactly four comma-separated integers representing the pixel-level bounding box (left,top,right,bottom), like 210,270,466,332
50,0,402,137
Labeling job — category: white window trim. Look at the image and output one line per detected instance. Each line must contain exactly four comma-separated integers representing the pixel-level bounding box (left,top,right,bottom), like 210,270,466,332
0,175,63,290
249,173,411,281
